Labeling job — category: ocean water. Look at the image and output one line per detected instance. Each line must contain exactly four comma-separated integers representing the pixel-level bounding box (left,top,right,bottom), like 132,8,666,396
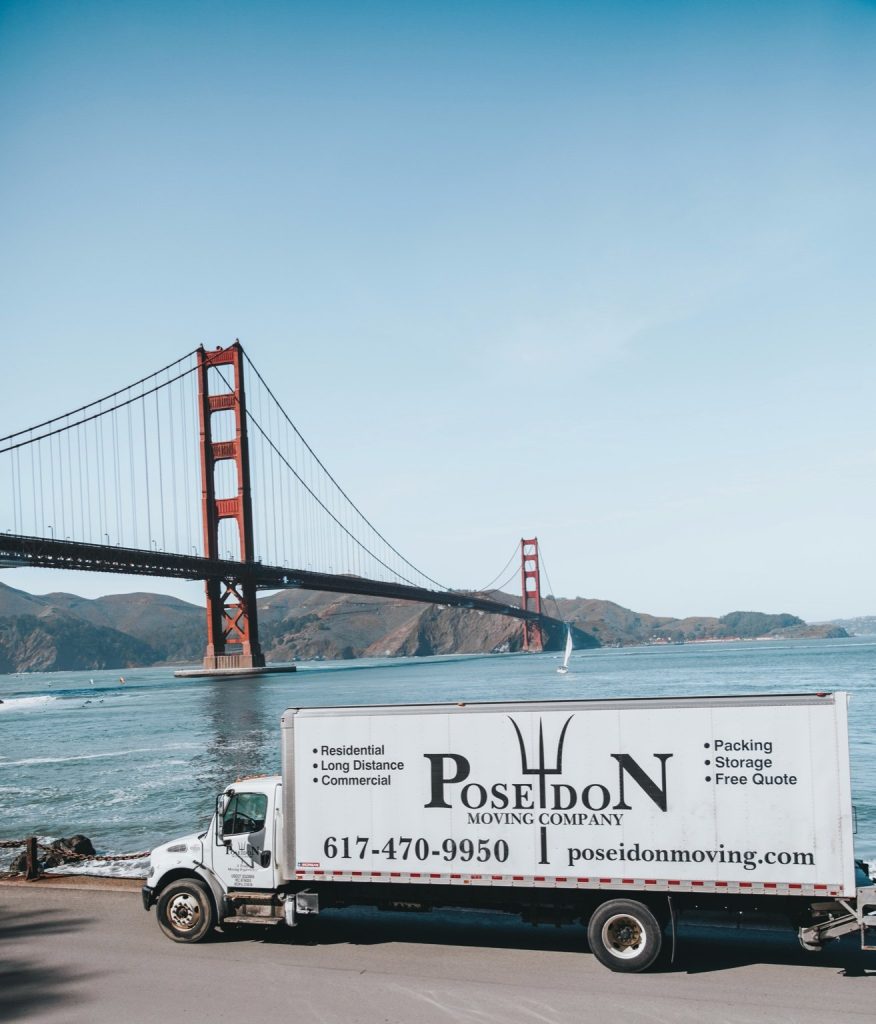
1,636,875,876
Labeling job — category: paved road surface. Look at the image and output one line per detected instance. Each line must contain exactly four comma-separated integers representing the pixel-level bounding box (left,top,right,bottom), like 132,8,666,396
1,882,874,1023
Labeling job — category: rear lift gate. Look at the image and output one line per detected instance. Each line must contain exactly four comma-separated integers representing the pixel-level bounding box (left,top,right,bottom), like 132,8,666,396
798,885,876,951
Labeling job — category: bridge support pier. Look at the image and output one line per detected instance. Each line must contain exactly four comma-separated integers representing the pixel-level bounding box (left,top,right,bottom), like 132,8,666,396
520,537,544,652
197,343,265,671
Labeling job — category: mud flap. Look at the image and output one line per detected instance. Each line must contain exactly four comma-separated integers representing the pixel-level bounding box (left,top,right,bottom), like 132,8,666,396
667,895,678,964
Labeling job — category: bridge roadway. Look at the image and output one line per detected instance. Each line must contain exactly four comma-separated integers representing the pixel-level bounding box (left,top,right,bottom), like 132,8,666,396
0,532,564,636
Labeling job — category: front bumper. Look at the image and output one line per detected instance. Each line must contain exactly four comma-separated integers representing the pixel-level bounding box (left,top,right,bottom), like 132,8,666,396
141,885,156,911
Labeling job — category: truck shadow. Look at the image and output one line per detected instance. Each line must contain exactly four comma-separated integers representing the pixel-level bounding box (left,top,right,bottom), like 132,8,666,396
674,923,876,977
228,905,589,954
0,902,99,1021
225,906,876,977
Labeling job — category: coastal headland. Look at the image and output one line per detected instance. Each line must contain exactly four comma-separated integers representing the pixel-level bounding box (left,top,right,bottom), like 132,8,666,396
0,580,848,673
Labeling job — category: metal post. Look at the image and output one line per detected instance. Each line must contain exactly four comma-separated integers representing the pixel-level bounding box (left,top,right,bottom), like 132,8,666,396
25,836,40,880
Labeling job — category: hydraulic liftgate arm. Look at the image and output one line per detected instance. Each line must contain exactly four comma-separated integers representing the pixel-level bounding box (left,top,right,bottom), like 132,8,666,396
798,884,876,951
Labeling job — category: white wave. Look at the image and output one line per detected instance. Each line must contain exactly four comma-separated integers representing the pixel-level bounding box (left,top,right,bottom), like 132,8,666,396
0,742,199,769
0,695,58,711
856,852,876,879
44,854,150,879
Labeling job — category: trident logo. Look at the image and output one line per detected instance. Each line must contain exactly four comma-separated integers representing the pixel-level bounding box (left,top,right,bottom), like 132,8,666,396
508,715,574,809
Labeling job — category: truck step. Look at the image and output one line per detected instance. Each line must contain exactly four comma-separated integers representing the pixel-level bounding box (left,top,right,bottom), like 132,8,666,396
226,890,280,903
225,891,284,920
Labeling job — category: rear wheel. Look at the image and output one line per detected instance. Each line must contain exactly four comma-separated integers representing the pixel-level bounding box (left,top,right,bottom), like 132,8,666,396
586,899,662,973
156,878,215,943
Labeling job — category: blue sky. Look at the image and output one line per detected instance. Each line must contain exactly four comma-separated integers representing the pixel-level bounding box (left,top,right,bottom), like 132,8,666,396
1,0,874,621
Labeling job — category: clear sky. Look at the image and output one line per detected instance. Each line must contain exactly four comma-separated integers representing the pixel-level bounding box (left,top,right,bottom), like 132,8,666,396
1,0,874,622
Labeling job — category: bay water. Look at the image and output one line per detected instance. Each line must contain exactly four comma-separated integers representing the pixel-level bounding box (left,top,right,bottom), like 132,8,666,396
1,636,874,875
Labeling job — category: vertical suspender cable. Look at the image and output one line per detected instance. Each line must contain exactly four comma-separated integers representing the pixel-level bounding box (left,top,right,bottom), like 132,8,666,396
295,411,301,569
37,436,45,534
154,389,166,550
76,424,83,542
278,402,287,568
58,424,66,539
49,429,57,537
127,403,138,549
142,389,153,549
179,369,191,554
257,378,265,561
67,421,74,540
83,421,92,543
167,373,179,553
11,449,18,534
112,409,122,545
30,437,37,536
96,413,106,542
270,396,279,563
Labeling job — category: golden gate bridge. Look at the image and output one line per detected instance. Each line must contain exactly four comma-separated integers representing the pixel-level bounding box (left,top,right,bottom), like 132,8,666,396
0,342,569,674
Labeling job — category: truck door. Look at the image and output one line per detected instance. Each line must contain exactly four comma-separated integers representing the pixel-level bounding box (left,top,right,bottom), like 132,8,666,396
212,789,277,891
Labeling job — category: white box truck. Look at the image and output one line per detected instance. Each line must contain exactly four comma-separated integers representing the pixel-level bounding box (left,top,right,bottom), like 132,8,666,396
143,692,876,971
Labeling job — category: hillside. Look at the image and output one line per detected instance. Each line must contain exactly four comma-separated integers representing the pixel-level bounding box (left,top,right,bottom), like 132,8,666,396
0,580,848,673
257,589,592,660
548,599,845,645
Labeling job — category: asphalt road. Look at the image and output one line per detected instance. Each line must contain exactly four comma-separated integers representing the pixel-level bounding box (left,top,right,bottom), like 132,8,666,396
1,882,874,1023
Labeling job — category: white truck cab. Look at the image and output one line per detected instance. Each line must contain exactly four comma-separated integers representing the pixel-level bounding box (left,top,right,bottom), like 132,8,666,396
143,775,284,942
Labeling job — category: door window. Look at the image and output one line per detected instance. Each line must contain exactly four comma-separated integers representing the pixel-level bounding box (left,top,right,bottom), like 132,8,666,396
222,792,268,836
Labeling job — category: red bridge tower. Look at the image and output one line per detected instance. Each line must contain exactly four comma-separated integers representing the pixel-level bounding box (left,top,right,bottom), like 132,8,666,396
197,343,265,670
520,537,543,652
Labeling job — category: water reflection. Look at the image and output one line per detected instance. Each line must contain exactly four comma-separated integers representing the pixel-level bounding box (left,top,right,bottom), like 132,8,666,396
191,679,275,811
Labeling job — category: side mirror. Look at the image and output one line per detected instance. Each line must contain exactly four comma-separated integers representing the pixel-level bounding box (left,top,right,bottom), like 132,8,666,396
215,791,232,846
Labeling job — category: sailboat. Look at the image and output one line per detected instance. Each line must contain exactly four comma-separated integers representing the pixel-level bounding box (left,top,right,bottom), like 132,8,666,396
556,624,573,674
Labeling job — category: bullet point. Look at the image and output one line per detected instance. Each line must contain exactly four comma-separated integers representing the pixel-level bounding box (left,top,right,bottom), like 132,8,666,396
312,748,318,754
705,776,712,782
705,759,711,765
313,763,318,769
704,742,710,748
312,778,318,783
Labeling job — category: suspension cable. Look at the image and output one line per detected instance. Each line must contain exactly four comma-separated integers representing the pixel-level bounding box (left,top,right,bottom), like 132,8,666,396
0,364,200,456
477,542,521,593
241,350,448,590
485,564,521,597
210,356,447,589
0,350,199,443
538,547,565,622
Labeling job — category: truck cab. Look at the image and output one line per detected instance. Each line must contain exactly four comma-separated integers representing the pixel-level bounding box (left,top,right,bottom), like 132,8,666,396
143,775,284,941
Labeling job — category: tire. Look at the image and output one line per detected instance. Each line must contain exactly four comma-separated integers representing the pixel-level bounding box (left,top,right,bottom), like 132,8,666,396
586,899,663,973
156,878,215,943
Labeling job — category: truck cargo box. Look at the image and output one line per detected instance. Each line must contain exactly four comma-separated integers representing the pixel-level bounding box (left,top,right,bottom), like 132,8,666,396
281,692,855,898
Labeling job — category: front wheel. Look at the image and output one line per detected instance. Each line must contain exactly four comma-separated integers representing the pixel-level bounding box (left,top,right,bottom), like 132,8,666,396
156,878,215,943
586,899,663,973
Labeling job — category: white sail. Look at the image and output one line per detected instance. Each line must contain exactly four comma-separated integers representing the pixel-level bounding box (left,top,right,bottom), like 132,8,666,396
557,625,573,673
